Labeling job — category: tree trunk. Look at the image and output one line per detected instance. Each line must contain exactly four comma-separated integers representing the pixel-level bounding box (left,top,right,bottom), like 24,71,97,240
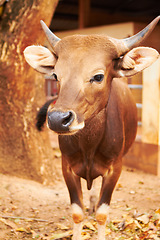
0,0,59,184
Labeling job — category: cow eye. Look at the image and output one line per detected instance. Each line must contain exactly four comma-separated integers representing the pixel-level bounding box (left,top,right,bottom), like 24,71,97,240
90,74,104,83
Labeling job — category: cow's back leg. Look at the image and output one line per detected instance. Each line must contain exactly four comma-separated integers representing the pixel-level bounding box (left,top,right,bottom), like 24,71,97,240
96,159,122,240
62,156,84,240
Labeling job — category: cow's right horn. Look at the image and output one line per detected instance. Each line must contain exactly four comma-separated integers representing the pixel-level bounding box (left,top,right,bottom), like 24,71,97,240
113,16,160,57
123,15,160,51
40,20,60,47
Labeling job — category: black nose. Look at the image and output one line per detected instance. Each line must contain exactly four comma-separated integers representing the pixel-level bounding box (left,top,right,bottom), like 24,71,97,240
48,110,75,133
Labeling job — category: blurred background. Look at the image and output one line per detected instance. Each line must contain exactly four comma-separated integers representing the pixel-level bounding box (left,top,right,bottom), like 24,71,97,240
50,0,160,31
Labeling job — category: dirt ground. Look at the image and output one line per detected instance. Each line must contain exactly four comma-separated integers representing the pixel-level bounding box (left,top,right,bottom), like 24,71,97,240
0,147,160,239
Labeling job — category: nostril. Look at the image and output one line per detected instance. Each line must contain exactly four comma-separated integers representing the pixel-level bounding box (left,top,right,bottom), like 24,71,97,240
62,111,74,127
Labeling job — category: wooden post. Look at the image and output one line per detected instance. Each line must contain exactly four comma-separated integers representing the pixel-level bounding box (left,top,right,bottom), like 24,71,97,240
78,0,91,29
142,58,160,145
142,58,160,176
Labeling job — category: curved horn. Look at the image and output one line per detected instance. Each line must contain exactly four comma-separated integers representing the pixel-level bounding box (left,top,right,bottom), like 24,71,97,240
123,15,160,51
40,20,60,46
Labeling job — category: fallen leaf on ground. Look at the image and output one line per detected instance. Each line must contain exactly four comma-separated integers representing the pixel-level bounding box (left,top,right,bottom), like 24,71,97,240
83,221,96,231
136,214,149,224
82,231,91,240
155,208,160,214
55,222,69,230
50,230,72,240
16,227,28,232
0,217,17,229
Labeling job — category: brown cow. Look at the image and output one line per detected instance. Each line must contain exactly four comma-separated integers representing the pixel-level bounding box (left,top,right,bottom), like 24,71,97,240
24,16,159,240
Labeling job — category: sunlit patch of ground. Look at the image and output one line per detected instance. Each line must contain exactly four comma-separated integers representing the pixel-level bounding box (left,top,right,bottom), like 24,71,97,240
0,153,160,240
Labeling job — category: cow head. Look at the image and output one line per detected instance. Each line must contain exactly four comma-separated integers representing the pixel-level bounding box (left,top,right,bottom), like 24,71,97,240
24,17,159,135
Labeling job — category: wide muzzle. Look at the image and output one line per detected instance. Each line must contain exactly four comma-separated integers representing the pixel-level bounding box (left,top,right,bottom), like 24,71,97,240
48,110,75,133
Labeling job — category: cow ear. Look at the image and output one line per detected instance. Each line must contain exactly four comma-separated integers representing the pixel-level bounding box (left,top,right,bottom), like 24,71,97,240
24,45,57,76
113,47,159,77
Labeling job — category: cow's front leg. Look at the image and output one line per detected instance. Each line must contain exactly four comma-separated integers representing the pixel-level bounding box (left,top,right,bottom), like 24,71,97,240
96,160,122,240
62,156,84,240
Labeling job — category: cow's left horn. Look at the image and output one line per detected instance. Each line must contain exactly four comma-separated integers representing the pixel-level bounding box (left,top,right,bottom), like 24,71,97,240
122,16,160,52
40,20,60,46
